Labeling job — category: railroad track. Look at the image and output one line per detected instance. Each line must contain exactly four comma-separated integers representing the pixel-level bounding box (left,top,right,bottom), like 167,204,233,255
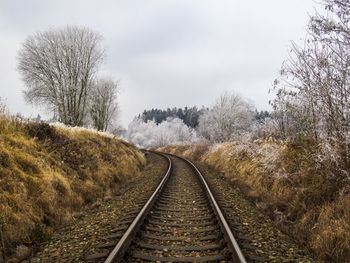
87,152,247,262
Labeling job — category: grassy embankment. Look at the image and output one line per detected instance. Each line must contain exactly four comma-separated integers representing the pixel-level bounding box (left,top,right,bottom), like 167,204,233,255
158,140,350,262
0,115,146,257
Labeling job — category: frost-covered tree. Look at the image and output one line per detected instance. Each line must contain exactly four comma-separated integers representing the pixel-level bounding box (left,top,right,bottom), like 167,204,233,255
126,117,196,148
270,83,315,139
18,26,104,126
89,77,119,131
127,118,158,148
198,92,255,142
251,117,280,139
155,118,194,146
271,0,350,174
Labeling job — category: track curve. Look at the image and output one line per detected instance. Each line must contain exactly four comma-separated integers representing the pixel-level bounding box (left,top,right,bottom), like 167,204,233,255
90,151,246,263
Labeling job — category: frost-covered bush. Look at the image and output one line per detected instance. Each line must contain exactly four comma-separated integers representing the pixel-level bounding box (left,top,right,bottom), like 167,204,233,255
0,97,7,115
126,117,197,148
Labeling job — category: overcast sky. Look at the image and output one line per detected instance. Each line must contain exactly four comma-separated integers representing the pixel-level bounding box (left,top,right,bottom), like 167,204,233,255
0,0,322,127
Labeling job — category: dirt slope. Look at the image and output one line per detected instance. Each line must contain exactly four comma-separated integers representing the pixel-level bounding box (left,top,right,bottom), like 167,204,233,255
0,116,145,260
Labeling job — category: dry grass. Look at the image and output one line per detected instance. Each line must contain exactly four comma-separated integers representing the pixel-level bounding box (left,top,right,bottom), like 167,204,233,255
158,140,350,262
0,115,146,255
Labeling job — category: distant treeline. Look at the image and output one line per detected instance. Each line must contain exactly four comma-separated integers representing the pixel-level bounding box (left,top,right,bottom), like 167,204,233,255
139,106,206,128
139,107,270,128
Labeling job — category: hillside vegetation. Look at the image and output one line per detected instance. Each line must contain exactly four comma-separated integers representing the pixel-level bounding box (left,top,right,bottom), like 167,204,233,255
158,140,350,262
0,115,146,256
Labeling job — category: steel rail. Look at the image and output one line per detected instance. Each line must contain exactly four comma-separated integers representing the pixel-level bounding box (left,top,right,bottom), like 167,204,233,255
104,151,246,263
170,154,247,263
104,152,172,263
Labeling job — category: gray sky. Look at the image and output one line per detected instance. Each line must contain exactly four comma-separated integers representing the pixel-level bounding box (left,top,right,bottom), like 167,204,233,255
0,0,322,127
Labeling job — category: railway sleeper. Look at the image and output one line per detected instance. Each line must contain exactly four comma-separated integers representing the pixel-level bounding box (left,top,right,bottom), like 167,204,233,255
147,219,216,227
144,225,219,233
157,200,208,206
149,214,214,221
105,233,124,239
130,251,228,262
141,233,221,241
110,226,128,233
85,252,109,261
154,207,211,212
155,204,210,210
160,194,204,199
135,241,223,251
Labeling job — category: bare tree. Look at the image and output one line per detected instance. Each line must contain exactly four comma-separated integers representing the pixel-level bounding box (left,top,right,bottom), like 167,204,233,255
271,0,350,175
18,26,104,126
89,77,119,131
198,92,255,142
